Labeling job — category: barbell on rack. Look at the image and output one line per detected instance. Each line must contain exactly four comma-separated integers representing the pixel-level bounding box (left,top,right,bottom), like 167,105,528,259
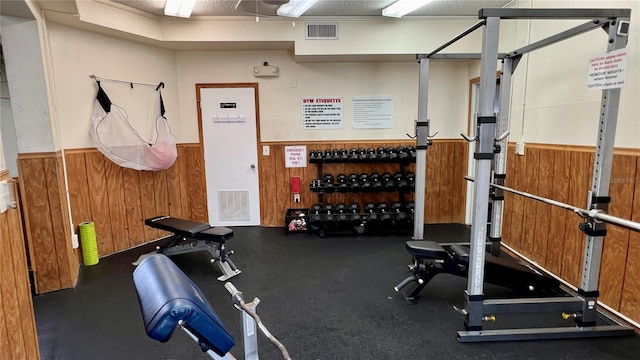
464,176,640,232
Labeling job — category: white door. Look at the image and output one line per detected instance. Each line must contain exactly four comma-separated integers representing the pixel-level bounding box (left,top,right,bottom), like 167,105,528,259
199,85,261,226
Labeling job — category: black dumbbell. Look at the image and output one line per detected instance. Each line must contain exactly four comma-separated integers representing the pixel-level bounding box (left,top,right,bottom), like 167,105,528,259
331,149,340,162
309,150,321,163
376,146,389,162
323,174,335,193
357,147,368,161
405,202,415,222
393,172,409,192
366,148,378,163
369,172,383,193
323,149,333,162
347,173,360,193
310,204,323,224
406,146,417,162
348,202,361,225
334,203,349,224
405,172,415,191
336,173,349,193
349,148,359,162
324,204,335,223
396,145,410,164
338,148,348,162
359,173,372,193
377,202,392,223
391,202,407,222
381,172,395,192
386,146,398,162
364,202,378,222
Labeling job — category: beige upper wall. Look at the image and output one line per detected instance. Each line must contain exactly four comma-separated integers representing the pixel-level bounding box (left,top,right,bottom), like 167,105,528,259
509,0,639,148
43,0,638,148
177,52,470,142
47,22,181,149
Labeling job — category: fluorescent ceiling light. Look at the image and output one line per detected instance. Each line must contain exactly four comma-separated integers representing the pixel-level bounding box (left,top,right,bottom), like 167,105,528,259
382,0,435,18
277,0,319,18
164,0,196,18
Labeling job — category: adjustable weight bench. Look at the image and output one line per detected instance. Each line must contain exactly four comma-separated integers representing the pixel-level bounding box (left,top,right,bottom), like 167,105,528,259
395,240,560,304
145,216,240,281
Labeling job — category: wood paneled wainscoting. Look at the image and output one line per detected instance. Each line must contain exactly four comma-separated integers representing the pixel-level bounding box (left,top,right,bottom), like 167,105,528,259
18,152,79,294
0,170,41,359
258,139,468,227
64,144,208,259
500,143,640,325
22,141,466,293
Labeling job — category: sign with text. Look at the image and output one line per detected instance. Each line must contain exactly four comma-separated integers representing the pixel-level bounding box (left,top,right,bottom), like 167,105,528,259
352,96,393,129
587,48,628,90
285,145,307,168
301,97,343,129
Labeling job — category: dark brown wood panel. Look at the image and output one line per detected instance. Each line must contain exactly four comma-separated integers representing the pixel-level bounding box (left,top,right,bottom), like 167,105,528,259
502,144,516,247
0,206,27,358
452,142,468,222
620,157,640,323
425,142,440,223
259,144,279,226
166,157,183,219
508,151,527,250
546,149,571,276
18,157,60,293
65,153,91,232
139,170,159,240
104,160,129,252
561,151,593,287
84,152,114,256
43,157,73,288
521,147,540,258
2,174,40,359
185,146,207,222
4,181,40,359
176,146,192,220
532,148,554,266
599,155,636,309
152,171,171,239
122,168,145,247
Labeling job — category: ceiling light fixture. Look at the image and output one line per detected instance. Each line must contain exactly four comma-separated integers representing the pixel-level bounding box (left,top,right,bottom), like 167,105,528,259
164,0,196,18
277,0,319,18
382,0,434,18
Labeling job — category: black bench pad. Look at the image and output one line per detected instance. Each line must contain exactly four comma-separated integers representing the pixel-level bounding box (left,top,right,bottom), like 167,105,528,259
145,216,233,241
405,240,448,259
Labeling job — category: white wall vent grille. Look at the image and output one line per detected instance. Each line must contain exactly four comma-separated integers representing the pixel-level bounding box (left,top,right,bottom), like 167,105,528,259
218,190,250,221
306,23,338,40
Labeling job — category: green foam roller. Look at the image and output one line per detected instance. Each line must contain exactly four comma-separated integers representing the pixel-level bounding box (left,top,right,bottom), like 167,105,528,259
79,221,99,266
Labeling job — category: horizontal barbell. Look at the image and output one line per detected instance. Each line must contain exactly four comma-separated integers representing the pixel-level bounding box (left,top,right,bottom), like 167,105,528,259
464,176,640,233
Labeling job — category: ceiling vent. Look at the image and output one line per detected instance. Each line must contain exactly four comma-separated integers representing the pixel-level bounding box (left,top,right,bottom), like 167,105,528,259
306,23,338,40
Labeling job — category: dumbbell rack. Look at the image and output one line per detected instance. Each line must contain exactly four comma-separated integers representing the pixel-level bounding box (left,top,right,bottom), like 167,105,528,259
308,147,416,237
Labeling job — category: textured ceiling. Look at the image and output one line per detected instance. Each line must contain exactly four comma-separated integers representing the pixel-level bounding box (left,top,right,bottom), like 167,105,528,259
110,0,514,18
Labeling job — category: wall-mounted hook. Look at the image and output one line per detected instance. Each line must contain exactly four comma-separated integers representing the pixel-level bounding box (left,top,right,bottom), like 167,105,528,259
460,133,476,142
406,132,417,139
428,130,439,139
495,131,510,142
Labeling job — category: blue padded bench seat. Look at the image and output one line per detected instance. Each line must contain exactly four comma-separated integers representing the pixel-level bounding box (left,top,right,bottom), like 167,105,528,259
133,253,235,356
145,216,233,242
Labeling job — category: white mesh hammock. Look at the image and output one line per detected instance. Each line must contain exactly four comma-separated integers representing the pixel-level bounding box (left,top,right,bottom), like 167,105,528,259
90,79,177,171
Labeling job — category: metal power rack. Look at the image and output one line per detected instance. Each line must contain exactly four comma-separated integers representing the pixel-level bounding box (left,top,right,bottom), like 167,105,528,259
410,8,634,342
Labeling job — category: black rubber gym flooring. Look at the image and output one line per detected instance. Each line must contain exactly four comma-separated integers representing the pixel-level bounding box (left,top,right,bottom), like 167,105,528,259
34,224,640,360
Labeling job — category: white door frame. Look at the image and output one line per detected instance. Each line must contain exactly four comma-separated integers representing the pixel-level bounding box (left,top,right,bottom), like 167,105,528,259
196,83,262,226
